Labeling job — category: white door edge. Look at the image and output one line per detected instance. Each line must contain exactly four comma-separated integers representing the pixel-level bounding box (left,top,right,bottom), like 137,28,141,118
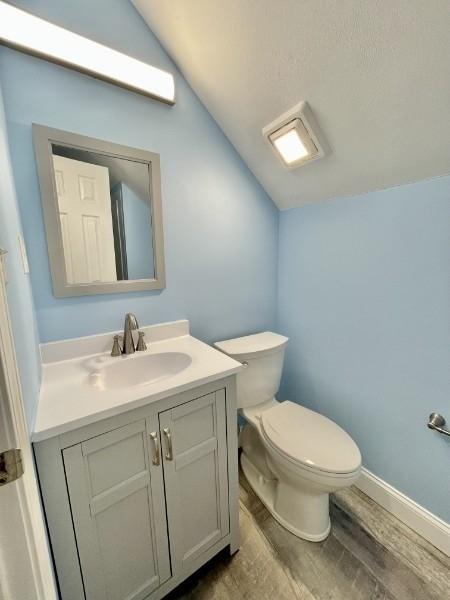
0,251,57,600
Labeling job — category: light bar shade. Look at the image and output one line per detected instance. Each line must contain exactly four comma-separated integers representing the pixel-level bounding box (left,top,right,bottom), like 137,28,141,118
0,2,175,104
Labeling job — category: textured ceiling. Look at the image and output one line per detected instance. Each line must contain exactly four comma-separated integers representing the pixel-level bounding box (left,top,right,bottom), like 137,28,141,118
133,1,450,209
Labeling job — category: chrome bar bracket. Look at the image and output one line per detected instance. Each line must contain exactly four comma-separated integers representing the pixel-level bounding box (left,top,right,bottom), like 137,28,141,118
427,413,450,438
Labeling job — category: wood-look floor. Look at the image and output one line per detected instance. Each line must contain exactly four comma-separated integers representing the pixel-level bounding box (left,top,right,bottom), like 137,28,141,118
168,472,450,600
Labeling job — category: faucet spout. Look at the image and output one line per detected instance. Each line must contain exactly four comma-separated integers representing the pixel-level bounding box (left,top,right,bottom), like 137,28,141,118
123,313,139,354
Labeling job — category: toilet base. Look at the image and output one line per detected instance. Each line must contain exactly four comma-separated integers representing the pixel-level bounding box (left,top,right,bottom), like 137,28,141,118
240,452,331,542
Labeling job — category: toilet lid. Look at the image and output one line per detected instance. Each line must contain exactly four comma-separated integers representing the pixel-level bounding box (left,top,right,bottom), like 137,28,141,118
260,401,361,474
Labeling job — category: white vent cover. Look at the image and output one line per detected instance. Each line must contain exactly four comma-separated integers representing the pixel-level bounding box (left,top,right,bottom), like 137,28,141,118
263,101,328,169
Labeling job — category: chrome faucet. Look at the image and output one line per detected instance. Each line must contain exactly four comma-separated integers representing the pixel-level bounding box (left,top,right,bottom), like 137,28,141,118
110,313,147,356
122,313,139,355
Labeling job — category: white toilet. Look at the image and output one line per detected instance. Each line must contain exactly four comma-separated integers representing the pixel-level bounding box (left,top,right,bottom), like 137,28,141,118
215,331,361,542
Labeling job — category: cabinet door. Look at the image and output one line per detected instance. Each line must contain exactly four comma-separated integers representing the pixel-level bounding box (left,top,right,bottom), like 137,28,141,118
159,390,229,574
63,418,170,600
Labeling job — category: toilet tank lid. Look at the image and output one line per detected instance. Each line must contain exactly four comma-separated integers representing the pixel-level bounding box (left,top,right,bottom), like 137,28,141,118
214,331,288,359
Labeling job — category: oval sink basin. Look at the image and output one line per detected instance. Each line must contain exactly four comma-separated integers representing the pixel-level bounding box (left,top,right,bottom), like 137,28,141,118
89,352,192,390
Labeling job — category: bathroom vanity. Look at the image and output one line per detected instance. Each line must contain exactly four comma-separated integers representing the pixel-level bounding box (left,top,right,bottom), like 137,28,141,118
33,320,242,600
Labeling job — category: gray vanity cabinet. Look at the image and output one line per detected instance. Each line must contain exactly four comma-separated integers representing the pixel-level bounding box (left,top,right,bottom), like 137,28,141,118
63,418,170,600
34,378,239,600
160,391,229,573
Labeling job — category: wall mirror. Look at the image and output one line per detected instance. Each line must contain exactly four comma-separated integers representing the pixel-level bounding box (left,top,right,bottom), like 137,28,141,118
33,124,165,297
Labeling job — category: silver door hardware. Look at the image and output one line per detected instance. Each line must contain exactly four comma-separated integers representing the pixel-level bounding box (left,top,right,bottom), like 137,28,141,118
427,413,450,438
0,448,24,486
149,432,160,466
163,428,173,461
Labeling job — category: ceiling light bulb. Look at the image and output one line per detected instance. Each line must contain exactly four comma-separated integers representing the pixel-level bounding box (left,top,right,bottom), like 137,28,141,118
263,103,327,169
272,129,309,164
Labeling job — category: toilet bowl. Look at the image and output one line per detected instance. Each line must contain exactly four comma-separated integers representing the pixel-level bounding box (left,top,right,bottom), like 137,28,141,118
214,332,361,542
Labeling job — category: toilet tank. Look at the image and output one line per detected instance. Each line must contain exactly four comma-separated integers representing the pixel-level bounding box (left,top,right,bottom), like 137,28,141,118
214,332,289,408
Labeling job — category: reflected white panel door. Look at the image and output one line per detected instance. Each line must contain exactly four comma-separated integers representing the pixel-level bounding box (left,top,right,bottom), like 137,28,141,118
160,391,230,575
63,419,171,600
52,155,117,283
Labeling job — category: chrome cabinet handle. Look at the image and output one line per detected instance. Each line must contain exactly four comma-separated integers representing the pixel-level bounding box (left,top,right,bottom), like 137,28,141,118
149,431,160,466
163,427,173,461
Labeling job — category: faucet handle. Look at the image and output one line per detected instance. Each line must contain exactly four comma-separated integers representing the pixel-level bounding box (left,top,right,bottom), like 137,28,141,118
111,335,123,357
136,331,147,352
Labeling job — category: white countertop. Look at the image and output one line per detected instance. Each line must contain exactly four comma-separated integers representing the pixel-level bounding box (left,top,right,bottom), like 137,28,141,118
33,320,242,442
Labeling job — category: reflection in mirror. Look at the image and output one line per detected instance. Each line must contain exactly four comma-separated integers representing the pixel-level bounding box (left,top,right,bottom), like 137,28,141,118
33,124,165,297
51,145,155,284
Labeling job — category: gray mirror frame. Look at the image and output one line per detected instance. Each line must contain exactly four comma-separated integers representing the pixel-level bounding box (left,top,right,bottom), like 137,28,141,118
32,124,166,297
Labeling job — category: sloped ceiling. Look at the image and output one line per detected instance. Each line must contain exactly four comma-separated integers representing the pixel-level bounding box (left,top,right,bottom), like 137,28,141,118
133,1,450,209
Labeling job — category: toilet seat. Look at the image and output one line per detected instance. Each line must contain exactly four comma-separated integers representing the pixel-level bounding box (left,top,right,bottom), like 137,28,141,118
260,401,361,475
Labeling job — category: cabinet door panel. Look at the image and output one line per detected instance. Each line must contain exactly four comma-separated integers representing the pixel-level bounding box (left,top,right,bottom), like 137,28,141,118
83,421,147,495
63,419,170,600
160,390,229,574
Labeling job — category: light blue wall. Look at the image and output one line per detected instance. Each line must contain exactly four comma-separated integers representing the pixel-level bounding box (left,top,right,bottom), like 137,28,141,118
277,176,450,521
1,0,447,524
0,0,278,347
121,183,154,280
0,84,41,428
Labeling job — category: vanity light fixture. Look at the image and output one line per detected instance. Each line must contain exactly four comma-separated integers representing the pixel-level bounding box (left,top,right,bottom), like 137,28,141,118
263,101,327,168
0,2,175,104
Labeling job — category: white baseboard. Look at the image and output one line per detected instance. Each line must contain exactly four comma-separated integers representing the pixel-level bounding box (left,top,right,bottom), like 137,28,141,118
356,468,450,557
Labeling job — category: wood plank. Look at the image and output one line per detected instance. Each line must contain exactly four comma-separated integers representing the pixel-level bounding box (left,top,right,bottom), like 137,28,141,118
332,486,450,595
167,473,450,600
167,502,313,600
